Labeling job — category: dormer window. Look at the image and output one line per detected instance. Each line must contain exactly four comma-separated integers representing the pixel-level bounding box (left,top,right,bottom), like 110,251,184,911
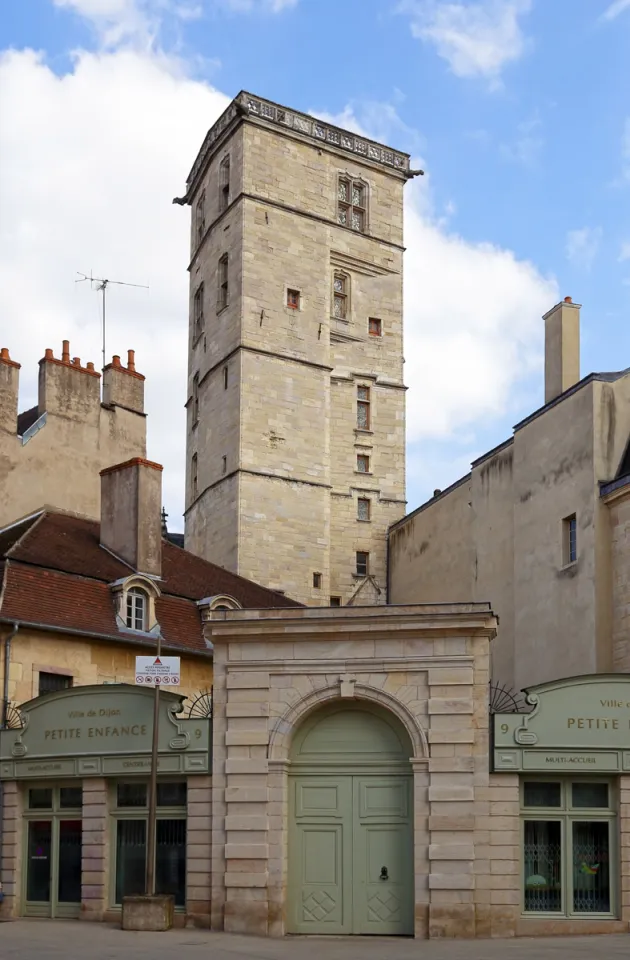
126,587,148,631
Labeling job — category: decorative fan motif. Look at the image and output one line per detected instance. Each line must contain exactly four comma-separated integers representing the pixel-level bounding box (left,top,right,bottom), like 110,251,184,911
489,681,526,715
1,701,24,729
182,690,213,719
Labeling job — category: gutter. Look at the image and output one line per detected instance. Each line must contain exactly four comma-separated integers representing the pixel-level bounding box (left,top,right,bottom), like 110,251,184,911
0,623,18,911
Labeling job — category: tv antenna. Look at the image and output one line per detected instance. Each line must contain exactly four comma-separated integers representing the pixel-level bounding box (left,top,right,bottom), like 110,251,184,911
76,271,149,370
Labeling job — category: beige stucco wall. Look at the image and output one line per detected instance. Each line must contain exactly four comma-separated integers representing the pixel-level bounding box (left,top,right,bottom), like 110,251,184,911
0,627,212,709
0,354,146,528
606,487,630,671
184,107,407,605
390,369,630,693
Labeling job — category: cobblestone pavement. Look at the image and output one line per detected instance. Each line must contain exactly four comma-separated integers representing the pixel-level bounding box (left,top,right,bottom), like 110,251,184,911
0,921,629,959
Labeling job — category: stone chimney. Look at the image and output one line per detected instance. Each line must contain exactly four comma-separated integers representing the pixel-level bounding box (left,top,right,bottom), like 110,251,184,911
38,339,100,421
544,297,581,404
100,458,163,576
0,347,20,433
102,349,145,414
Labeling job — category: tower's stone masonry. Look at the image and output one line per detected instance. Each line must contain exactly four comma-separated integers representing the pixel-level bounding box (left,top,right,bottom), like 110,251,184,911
181,92,412,604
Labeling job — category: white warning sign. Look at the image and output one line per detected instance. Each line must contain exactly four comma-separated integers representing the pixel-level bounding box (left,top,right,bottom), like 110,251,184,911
135,655,181,686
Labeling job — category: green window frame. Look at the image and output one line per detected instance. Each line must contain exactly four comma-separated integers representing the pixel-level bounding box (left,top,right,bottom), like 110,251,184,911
520,778,617,918
110,781,187,909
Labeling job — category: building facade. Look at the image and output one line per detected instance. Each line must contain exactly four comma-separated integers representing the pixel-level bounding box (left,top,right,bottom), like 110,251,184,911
389,298,630,693
0,341,146,528
179,92,417,606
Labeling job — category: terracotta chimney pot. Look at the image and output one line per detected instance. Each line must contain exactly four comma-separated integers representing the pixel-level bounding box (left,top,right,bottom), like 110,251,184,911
127,349,136,372
62,340,70,363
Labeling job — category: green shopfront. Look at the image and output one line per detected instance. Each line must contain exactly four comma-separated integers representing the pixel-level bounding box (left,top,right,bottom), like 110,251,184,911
0,685,211,925
493,674,630,934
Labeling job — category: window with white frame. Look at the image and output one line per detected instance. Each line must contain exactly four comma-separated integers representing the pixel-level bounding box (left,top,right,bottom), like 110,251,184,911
126,587,148,632
521,779,616,917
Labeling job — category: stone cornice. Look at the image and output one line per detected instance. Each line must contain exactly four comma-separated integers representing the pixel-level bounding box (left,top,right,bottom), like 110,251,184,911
185,91,412,197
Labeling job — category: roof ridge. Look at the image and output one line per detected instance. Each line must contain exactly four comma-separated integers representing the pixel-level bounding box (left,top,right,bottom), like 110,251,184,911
5,510,47,559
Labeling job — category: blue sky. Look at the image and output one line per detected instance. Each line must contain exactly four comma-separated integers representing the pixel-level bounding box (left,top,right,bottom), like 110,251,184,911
1,0,630,528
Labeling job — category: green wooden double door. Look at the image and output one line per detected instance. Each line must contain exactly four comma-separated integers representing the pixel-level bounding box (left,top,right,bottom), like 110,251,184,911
288,773,414,935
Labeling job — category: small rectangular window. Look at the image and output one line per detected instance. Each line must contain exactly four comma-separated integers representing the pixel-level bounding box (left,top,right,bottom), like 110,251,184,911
287,288,300,310
60,787,83,809
219,156,230,212
193,283,204,338
38,672,72,697
368,317,382,337
217,254,229,310
313,572,322,589
572,782,609,808
357,385,370,430
356,454,370,473
29,788,53,810
157,782,187,807
192,373,199,423
195,190,205,244
223,365,228,389
563,514,577,564
222,455,227,474
333,274,348,319
356,551,369,577
117,782,148,808
523,781,562,808
330,596,341,607
191,453,198,498
357,498,370,521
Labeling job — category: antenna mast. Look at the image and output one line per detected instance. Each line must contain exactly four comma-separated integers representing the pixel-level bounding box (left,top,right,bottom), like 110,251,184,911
76,271,149,370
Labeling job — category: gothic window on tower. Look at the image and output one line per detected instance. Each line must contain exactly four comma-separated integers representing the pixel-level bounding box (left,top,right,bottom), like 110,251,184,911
193,283,204,340
333,273,349,319
195,190,205,245
217,254,229,311
192,374,199,424
219,155,230,212
357,385,370,430
337,177,366,233
191,453,198,498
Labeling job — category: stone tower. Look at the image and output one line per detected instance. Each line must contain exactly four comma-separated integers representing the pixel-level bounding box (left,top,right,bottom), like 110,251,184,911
178,92,414,605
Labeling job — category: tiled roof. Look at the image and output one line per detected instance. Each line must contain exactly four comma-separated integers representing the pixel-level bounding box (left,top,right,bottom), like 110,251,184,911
0,509,301,654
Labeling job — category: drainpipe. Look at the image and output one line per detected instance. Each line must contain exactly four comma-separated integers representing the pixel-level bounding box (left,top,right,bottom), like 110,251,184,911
0,624,19,908
2,623,19,727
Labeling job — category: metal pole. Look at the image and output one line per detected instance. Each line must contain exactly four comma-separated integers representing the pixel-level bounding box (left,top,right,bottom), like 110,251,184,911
101,281,107,371
145,631,162,897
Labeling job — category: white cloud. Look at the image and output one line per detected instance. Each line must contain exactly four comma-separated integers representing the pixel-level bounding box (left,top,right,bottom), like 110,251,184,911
0,46,556,529
602,0,630,20
565,226,603,271
619,241,630,261
400,0,532,86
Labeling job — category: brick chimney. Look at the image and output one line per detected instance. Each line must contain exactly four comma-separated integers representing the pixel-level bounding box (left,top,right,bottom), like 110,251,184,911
0,347,20,433
100,458,163,576
544,297,581,404
102,349,145,414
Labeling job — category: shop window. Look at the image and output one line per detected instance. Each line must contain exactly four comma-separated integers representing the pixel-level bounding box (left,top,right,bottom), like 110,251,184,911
113,781,187,908
521,779,615,917
38,672,72,697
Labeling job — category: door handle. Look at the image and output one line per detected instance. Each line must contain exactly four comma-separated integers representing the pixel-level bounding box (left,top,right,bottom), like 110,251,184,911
379,866,389,881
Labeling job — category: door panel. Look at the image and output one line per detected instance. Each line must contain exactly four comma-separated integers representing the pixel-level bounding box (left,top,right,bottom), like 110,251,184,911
289,774,413,935
354,778,413,935
56,820,82,917
26,820,52,916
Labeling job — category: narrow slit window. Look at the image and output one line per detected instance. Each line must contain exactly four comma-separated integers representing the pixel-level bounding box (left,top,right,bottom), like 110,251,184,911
195,190,205,244
223,365,228,389
191,453,198,498
222,455,227,474
192,374,199,424
333,274,348,319
219,156,230,212
313,572,322,589
217,254,229,310
193,283,204,339
563,514,577,564
357,385,370,430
